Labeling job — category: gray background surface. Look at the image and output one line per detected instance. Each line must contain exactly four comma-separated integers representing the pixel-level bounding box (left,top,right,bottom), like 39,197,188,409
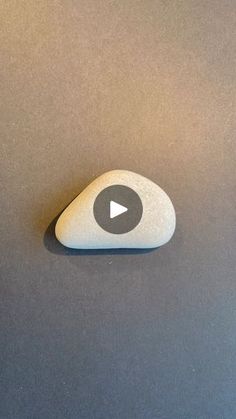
1,1,236,418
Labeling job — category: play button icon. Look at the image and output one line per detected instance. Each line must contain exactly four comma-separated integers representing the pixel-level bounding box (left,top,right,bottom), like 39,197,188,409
93,185,143,234
110,201,128,219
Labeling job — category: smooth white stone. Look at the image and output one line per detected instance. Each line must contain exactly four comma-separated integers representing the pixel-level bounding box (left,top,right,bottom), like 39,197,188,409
55,170,176,249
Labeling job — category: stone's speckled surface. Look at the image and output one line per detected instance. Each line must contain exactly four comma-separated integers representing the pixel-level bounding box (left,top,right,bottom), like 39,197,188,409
55,170,176,249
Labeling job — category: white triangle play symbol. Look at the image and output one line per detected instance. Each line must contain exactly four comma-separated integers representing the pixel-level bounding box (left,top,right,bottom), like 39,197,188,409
110,200,128,219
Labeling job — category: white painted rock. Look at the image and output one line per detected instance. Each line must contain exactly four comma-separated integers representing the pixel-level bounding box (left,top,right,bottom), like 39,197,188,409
55,170,176,249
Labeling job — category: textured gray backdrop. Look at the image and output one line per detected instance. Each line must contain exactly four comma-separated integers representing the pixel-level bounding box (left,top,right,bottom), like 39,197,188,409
1,1,236,418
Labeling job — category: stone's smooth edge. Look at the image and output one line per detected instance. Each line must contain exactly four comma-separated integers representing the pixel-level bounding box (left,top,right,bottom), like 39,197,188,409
55,170,176,249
